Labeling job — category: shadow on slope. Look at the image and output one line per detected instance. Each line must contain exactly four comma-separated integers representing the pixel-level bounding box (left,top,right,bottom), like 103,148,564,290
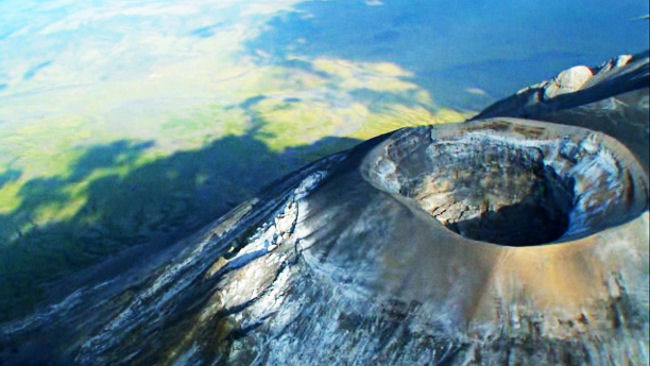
0,130,360,322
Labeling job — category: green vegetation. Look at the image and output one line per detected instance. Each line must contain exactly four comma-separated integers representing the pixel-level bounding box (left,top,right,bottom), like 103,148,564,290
0,56,471,321
0,1,483,322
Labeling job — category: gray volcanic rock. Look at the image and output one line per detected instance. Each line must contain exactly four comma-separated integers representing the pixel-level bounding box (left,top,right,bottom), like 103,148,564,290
1,54,649,366
532,88,649,173
2,121,647,366
474,51,648,118
474,50,650,171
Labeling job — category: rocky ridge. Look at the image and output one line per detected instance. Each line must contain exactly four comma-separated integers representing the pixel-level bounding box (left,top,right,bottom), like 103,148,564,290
474,50,650,170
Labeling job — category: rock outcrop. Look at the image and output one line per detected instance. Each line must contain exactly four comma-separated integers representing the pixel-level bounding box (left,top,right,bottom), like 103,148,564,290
474,50,650,171
1,53,648,366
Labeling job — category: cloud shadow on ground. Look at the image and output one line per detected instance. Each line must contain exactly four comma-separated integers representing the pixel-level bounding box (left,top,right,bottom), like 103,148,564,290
0,127,360,322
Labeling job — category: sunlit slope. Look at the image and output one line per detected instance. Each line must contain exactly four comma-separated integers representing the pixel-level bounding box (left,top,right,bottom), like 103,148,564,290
0,2,468,321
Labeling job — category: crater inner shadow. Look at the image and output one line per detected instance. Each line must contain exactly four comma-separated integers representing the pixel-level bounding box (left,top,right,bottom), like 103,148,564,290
411,146,575,246
0,129,360,322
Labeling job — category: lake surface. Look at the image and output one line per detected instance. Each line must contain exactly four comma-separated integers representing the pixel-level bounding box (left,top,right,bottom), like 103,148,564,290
0,0,648,321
